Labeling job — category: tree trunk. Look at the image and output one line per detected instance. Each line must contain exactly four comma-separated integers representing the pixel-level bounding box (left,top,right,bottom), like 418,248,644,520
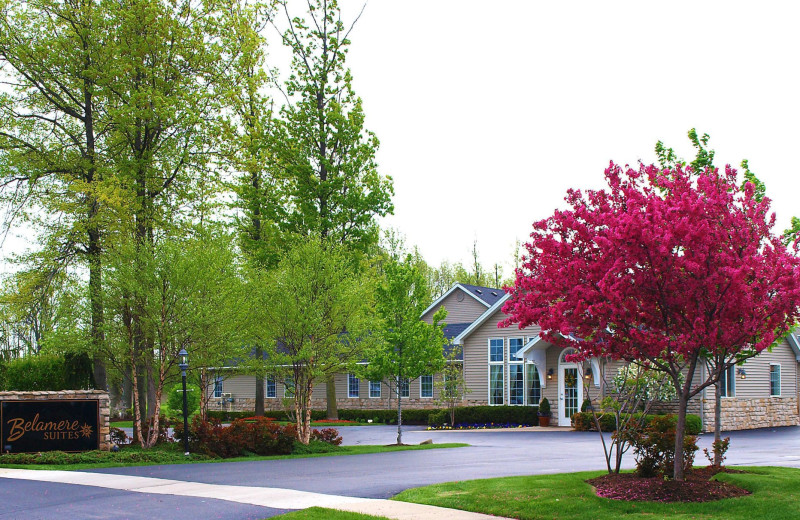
255,347,265,416
122,365,133,411
714,379,722,468
146,359,157,420
396,381,403,445
326,376,338,420
673,394,689,481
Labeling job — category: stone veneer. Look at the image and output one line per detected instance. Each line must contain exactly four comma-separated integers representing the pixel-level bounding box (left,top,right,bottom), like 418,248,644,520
208,397,470,413
0,390,111,451
701,397,799,433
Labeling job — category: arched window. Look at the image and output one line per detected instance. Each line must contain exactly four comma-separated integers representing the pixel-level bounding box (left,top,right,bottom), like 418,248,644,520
559,347,578,364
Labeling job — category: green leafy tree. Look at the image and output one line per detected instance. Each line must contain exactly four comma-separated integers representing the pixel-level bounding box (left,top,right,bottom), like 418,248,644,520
0,0,115,388
363,253,448,445
435,344,470,426
222,2,286,417
250,238,375,444
272,0,394,419
105,227,244,448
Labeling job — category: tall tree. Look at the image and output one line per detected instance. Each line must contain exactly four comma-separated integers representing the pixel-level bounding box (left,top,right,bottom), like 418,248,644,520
0,0,114,388
223,1,285,416
251,238,375,444
502,162,800,481
363,253,448,445
274,0,394,418
104,0,241,423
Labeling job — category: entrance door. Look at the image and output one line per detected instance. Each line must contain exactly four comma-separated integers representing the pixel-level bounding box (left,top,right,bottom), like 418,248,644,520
558,365,583,426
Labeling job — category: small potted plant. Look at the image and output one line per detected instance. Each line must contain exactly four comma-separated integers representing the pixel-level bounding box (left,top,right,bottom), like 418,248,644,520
538,397,552,427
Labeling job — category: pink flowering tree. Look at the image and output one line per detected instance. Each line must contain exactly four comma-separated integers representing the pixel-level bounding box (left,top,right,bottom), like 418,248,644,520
502,162,800,481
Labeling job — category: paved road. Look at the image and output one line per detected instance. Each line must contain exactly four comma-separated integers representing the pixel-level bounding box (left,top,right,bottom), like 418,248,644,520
2,425,799,519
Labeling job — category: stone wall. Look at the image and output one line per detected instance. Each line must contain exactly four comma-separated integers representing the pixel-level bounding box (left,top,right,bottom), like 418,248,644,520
701,397,799,433
208,396,459,413
0,390,111,451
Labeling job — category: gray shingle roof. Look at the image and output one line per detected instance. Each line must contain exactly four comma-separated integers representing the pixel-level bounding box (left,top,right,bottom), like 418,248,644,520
458,283,506,307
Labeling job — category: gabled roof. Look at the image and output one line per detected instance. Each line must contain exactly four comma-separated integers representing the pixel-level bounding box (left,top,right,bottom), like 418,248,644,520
420,283,504,319
457,283,506,307
453,293,512,344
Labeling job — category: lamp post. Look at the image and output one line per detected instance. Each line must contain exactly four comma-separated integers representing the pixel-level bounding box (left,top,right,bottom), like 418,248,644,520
179,349,190,456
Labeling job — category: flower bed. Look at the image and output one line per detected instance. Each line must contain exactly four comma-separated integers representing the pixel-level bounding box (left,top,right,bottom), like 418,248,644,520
587,467,750,502
427,422,534,430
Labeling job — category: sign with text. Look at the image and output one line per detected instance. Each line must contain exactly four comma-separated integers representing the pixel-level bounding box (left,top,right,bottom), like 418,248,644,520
1,400,99,453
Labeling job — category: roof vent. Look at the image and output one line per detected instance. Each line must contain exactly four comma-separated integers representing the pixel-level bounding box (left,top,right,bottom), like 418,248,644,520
475,289,482,294
491,291,498,296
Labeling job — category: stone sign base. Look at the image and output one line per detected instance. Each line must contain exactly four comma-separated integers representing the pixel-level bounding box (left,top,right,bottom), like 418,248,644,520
0,390,110,451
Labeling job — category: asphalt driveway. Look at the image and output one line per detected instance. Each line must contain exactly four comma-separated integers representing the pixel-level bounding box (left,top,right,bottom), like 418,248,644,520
2,425,799,519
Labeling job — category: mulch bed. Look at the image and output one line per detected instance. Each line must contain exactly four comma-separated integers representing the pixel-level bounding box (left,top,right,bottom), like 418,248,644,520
587,467,751,503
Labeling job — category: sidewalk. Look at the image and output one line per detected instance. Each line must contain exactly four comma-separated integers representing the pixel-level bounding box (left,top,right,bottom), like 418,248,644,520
0,468,506,520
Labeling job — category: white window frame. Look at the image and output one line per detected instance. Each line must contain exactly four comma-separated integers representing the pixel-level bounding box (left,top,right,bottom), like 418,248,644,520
266,376,276,399
488,338,504,406
719,365,735,398
508,337,524,406
770,363,781,397
369,380,381,398
525,362,541,406
348,373,360,398
420,375,433,398
213,376,223,398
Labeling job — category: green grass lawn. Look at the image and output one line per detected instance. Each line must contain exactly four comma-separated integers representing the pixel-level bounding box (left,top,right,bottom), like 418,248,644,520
0,443,468,471
393,466,800,520
272,508,387,520
109,420,133,428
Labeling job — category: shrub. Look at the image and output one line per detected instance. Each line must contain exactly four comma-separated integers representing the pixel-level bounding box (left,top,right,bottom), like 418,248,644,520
310,427,342,446
166,383,200,418
571,412,702,435
538,398,551,417
109,427,129,446
580,398,593,412
627,415,698,478
0,354,94,391
175,416,297,458
428,410,449,427
292,439,341,455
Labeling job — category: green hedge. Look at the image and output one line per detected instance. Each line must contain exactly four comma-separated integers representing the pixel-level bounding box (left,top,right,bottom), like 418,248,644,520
0,353,94,391
208,406,539,426
571,412,702,435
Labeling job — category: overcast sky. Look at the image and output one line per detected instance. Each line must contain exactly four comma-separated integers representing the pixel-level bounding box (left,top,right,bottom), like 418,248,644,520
3,1,800,280
336,0,800,278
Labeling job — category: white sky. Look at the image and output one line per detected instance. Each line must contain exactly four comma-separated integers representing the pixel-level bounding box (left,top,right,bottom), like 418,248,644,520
3,1,800,280
338,0,800,277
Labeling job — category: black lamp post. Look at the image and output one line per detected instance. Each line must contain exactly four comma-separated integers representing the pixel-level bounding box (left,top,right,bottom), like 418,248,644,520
178,349,190,456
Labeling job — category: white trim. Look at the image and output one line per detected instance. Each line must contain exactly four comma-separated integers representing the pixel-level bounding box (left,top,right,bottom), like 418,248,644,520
265,376,277,399
420,283,492,319
786,331,800,362
348,373,360,398
508,337,525,406
454,294,511,344
420,375,434,398
369,380,381,399
488,337,505,406
719,365,736,398
770,363,782,397
557,360,583,427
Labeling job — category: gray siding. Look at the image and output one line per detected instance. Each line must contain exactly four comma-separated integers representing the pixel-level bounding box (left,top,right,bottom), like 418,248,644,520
705,338,799,400
422,288,488,325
